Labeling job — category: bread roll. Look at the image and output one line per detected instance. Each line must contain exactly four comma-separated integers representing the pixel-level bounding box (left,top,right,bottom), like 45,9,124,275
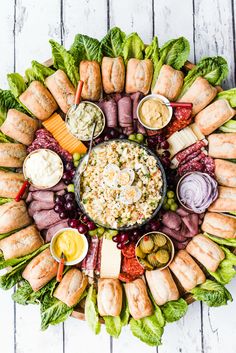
152,65,184,101
19,81,58,121
169,250,206,291
208,186,236,212
22,248,58,292
1,109,38,145
0,170,25,198
97,278,123,316
54,269,88,307
0,143,26,167
80,61,102,101
0,225,43,260
186,234,225,272
45,70,76,113
145,268,179,306
125,278,153,320
208,133,236,159
214,159,236,187
195,99,235,135
102,57,125,94
201,212,236,238
0,200,31,234
178,77,217,116
125,58,153,95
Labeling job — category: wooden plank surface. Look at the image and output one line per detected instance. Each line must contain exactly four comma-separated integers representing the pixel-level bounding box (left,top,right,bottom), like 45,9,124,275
0,1,236,353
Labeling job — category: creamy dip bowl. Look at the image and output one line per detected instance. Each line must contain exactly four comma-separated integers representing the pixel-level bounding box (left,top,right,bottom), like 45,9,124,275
137,94,173,131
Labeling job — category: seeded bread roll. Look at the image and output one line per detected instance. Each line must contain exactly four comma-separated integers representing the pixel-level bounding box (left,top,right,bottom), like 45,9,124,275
97,278,123,316
1,109,38,145
102,57,125,94
80,61,102,101
186,234,225,272
125,58,153,95
45,70,76,113
152,65,184,101
19,81,58,120
169,250,206,291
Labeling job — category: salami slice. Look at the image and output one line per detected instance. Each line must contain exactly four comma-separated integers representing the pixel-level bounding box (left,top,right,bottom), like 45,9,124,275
121,242,136,259
81,236,99,271
165,107,192,138
122,257,144,277
119,272,137,283
175,140,206,163
95,237,103,274
178,149,201,166
203,156,215,176
178,152,206,175
178,161,204,176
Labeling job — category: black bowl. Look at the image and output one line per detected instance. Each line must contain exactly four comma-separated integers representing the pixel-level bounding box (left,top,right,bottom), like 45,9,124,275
74,139,167,230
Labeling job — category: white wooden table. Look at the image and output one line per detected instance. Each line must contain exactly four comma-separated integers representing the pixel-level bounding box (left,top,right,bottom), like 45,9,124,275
0,1,236,352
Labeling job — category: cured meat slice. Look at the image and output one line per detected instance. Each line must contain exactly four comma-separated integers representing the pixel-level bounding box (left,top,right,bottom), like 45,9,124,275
102,99,118,128
121,243,136,259
122,257,144,277
32,191,54,203
165,106,192,138
45,220,69,242
28,200,55,217
118,96,134,133
175,140,206,163
178,152,206,175
95,238,103,274
33,209,61,230
82,236,99,271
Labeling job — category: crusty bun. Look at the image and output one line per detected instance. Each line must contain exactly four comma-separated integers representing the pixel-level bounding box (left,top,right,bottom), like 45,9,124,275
125,59,153,95
195,99,235,135
214,159,236,187
169,250,206,292
208,133,236,159
208,186,236,212
80,61,102,101
102,57,125,94
201,212,236,238
97,278,123,317
186,234,225,272
145,268,179,306
152,64,184,101
0,143,26,168
0,170,25,198
0,200,31,234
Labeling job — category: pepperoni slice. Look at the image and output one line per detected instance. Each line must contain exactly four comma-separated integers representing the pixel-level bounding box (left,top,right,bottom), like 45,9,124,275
118,272,137,283
165,107,192,138
121,243,136,259
122,257,144,277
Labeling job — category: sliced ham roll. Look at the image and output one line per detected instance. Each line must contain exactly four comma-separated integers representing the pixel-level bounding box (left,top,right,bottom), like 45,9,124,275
195,99,236,135
178,77,217,116
101,99,118,128
0,200,31,234
19,81,58,121
0,143,26,168
118,96,133,134
22,248,58,292
125,59,153,95
54,269,88,307
33,209,61,230
152,65,184,101
45,70,76,114
0,170,25,198
80,61,102,101
1,109,38,145
102,57,125,94
0,225,44,260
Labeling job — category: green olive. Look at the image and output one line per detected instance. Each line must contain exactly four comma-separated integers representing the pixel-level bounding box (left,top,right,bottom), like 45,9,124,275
167,190,175,199
136,133,144,142
163,203,170,211
67,184,75,193
167,198,175,205
74,160,80,168
128,134,137,141
170,203,178,211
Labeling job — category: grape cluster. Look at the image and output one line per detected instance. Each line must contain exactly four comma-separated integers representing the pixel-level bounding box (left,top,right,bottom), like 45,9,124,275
147,134,170,168
113,229,141,249
94,128,127,145
163,190,178,211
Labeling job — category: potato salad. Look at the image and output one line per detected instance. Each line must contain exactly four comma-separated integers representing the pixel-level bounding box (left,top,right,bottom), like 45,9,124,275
79,141,163,228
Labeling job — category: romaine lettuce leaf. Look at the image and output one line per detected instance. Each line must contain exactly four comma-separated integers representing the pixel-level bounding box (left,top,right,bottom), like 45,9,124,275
161,298,188,323
25,61,55,84
49,40,80,87
7,73,27,98
190,279,232,307
100,27,126,57
216,88,236,107
208,247,236,285
0,132,14,143
204,232,236,247
70,34,102,65
180,56,228,97
129,308,164,346
0,227,25,241
0,89,28,125
145,36,159,62
85,285,101,335
123,32,145,63
219,119,236,133
120,294,130,326
40,292,73,330
104,316,122,338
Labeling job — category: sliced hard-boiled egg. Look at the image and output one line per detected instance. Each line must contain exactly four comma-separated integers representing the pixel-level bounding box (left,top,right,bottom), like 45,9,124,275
117,168,135,189
103,164,120,188
119,186,142,205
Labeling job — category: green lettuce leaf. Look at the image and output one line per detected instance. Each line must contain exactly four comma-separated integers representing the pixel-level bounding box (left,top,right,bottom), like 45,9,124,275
204,232,236,247
190,279,232,307
0,197,12,205
145,36,159,61
123,32,145,63
180,56,228,97
70,34,102,65
151,37,189,89
0,89,28,125
85,285,101,335
0,132,14,143
219,119,236,133
100,27,126,57
0,227,25,241
129,307,165,346
104,316,122,338
49,39,80,87
0,243,49,270
161,298,188,323
216,88,236,108
40,292,73,330
120,294,130,326
7,73,27,98
25,61,55,84
208,247,236,285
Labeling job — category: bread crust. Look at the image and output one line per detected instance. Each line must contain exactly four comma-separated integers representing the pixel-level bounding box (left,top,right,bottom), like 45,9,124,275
102,57,125,94
97,278,123,316
0,143,26,168
214,159,236,187
80,61,102,101
125,58,153,95
208,133,236,159
201,212,236,238
0,200,31,234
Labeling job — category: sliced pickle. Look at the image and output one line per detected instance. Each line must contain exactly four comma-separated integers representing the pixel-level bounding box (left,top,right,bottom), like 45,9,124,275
135,246,146,259
147,253,160,267
138,258,154,270
153,234,167,247
155,249,170,264
139,236,154,253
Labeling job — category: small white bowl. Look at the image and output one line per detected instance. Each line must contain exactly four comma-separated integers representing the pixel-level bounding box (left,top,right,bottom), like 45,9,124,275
137,94,173,131
50,227,88,266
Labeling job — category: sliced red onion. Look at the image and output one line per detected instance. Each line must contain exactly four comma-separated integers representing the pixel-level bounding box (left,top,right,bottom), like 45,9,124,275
178,172,218,213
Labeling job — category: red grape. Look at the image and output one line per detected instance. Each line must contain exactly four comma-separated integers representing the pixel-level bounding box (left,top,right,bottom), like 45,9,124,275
107,128,119,138
77,223,88,234
87,221,96,230
59,211,68,219
65,201,76,211
65,192,75,202
161,157,171,168
119,134,127,139
162,150,171,158
147,137,157,147
54,204,64,213
62,171,73,181
159,140,169,149
117,241,128,250
113,235,121,243
54,195,65,205
119,233,129,243
81,214,90,223
68,219,79,228
65,162,74,171
157,134,165,143
149,220,160,231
